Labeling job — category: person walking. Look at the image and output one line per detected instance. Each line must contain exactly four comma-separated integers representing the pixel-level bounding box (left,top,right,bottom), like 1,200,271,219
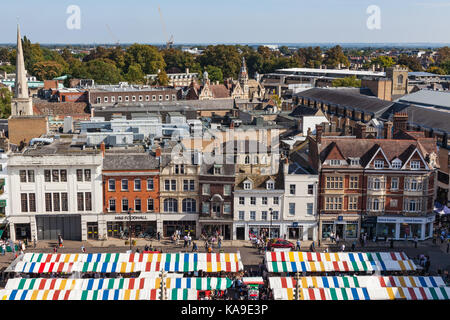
188,234,192,247
296,239,301,251
81,245,86,253
351,241,356,252
218,236,222,250
192,242,198,252
1,242,5,256
310,241,315,252
341,243,346,252
414,236,418,248
336,234,340,244
157,232,161,242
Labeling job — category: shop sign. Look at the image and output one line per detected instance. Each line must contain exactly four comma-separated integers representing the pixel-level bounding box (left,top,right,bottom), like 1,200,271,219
292,222,298,227
337,216,343,221
114,215,149,221
377,216,430,224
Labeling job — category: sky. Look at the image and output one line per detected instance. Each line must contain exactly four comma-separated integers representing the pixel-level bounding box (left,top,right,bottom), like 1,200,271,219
1,0,450,44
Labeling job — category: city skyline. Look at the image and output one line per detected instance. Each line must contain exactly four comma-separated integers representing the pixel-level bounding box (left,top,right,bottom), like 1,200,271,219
1,0,450,45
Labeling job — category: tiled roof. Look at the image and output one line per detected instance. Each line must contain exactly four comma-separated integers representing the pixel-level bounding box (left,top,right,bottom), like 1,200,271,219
103,153,159,170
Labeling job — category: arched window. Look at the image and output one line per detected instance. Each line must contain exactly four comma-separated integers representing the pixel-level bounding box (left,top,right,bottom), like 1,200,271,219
164,198,178,213
245,155,250,164
182,198,197,213
254,156,259,164
397,74,404,85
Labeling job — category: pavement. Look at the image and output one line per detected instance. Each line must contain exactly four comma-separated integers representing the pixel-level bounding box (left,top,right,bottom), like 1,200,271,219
0,237,449,275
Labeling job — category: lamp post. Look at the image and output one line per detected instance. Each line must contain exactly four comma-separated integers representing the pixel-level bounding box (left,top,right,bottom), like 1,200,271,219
128,207,133,251
269,208,273,239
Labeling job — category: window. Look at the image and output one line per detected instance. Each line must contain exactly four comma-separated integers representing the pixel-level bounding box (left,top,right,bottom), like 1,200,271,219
125,96,129,102
404,198,422,212
202,184,210,195
239,197,245,205
118,96,122,102
245,156,250,164
28,170,35,182
330,160,341,166
19,170,27,183
350,159,359,166
224,185,232,196
349,176,358,189
76,169,83,182
165,95,169,100
182,198,196,213
45,193,52,212
411,161,420,169
224,203,231,214
147,198,154,211
21,194,28,212
391,177,399,190
122,198,129,212
122,179,129,191
183,180,195,191
212,203,221,214
132,96,136,101
109,199,116,212
147,178,154,190
60,170,67,182
85,192,92,211
77,192,84,211
262,197,268,205
390,199,398,207
368,198,384,212
52,170,60,182
111,96,115,103
172,94,176,100
134,179,141,191
325,197,343,210
243,182,251,190
267,181,275,190
139,96,143,101
307,184,314,195
84,169,91,182
392,159,402,169
307,203,314,215
159,95,163,101
369,177,384,190
53,193,60,211
135,199,142,212
202,202,210,214
146,95,150,101
290,184,296,195
273,197,279,205
164,198,178,212
261,211,267,221
239,211,245,220
108,179,116,191
171,180,176,191
29,193,36,212
405,178,422,191
250,211,256,221
374,160,384,169
152,95,156,101
348,196,358,210
104,97,108,103
272,211,279,220
44,170,51,182
214,166,222,175
250,197,256,205
326,176,343,189
289,203,295,215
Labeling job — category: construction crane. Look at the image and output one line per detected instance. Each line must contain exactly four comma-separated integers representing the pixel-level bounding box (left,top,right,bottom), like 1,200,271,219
158,5,174,49
106,24,120,47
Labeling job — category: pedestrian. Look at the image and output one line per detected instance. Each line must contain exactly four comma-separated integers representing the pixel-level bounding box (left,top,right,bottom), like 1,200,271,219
341,244,346,252
188,234,192,247
336,234,340,244
33,237,36,248
296,239,301,251
53,246,57,253
310,241,315,252
81,245,86,253
351,241,356,252
1,242,5,256
218,236,222,250
414,236,418,248
157,232,161,241
192,242,198,252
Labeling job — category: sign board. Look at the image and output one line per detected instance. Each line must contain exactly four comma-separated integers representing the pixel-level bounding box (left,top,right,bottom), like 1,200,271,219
338,216,343,221
114,215,149,221
292,222,298,228
377,216,434,224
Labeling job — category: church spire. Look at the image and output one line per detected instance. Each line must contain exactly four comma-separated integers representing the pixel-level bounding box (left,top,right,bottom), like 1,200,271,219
15,24,29,99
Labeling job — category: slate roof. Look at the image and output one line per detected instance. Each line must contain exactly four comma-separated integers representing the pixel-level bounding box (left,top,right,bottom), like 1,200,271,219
103,153,159,170
397,90,450,109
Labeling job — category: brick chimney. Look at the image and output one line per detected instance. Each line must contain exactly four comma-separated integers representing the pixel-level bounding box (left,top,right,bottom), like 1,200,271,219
316,124,323,144
355,122,366,139
384,121,393,139
393,112,408,134
100,141,106,157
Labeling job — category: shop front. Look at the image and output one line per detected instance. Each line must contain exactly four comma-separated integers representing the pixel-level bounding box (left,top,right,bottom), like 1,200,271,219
163,220,196,238
199,222,232,240
361,216,377,239
36,215,82,241
320,216,360,241
105,214,157,239
249,224,280,239
376,216,435,240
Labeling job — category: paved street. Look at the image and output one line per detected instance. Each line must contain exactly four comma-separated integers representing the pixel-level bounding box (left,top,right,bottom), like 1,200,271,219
1,238,449,275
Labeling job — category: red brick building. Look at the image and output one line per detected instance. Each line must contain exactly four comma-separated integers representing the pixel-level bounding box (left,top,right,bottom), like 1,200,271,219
309,123,438,242
102,150,160,238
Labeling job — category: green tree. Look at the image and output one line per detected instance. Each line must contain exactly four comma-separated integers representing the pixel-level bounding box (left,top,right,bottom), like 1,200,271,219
162,48,198,73
125,44,166,75
156,69,169,86
436,47,450,64
199,45,241,79
204,65,223,83
397,54,423,71
297,46,323,68
324,45,349,69
426,66,446,75
32,60,65,80
331,76,361,88
440,60,450,75
0,48,10,62
369,56,396,68
21,36,44,72
84,59,122,84
125,64,145,84
0,88,12,118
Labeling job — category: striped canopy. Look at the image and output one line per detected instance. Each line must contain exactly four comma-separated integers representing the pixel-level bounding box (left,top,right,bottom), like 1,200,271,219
165,277,232,290
273,288,371,300
15,253,244,273
265,252,409,263
371,287,450,300
378,276,446,288
269,276,362,289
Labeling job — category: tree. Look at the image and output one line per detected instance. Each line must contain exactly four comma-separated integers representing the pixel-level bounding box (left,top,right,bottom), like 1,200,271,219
0,88,12,119
279,46,291,56
125,44,166,75
323,45,349,69
436,47,450,64
0,48,10,63
331,76,361,88
156,69,169,86
198,45,242,79
426,66,446,75
21,36,44,72
32,60,65,80
125,64,145,84
204,65,223,83
84,59,122,84
397,54,423,72
369,56,396,68
440,60,450,75
297,46,323,68
162,48,198,73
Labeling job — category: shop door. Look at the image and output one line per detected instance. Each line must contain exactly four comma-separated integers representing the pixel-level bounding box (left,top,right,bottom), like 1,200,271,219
87,223,98,240
336,224,344,239
236,227,245,240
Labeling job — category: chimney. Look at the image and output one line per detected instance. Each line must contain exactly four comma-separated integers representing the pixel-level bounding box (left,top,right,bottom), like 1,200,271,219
355,122,366,139
384,121,393,139
393,112,408,134
100,141,106,157
283,157,289,174
316,124,323,144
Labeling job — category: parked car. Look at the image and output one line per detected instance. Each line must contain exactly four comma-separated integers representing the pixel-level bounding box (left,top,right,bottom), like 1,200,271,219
267,238,294,250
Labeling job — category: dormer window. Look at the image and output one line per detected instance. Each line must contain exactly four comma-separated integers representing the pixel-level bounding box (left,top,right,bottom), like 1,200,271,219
214,165,222,175
267,181,275,190
392,159,402,169
243,180,252,190
330,160,340,166
374,160,384,169
411,161,420,170
350,159,359,166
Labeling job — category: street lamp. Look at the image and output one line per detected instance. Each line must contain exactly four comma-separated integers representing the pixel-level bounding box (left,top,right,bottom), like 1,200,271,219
269,208,273,239
128,207,133,251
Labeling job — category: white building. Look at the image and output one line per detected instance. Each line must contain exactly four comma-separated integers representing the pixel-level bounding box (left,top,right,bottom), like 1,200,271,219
282,156,319,242
233,174,284,240
7,138,103,241
0,151,9,232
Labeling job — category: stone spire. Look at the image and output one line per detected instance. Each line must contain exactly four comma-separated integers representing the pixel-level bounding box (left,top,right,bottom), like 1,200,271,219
14,24,29,99
11,24,33,116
